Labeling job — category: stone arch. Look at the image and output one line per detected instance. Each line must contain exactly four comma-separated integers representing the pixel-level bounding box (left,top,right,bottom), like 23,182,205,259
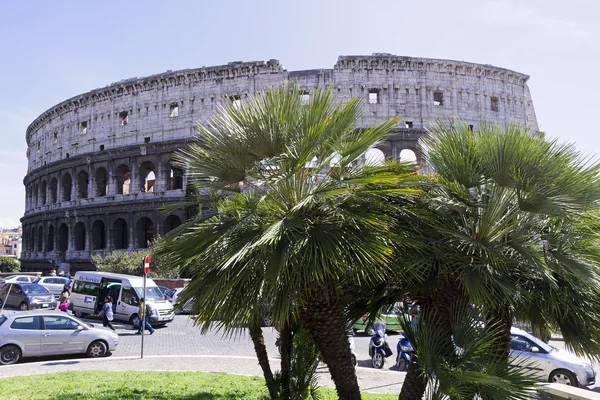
136,216,154,248
112,218,128,249
41,180,47,205
399,148,418,163
91,220,106,250
50,178,58,203
95,167,108,197
32,226,37,251
34,183,39,207
139,161,156,193
74,222,86,251
61,173,72,201
364,148,386,166
58,223,68,251
169,162,184,190
37,226,44,252
115,164,131,195
47,225,55,251
162,214,182,235
77,170,89,199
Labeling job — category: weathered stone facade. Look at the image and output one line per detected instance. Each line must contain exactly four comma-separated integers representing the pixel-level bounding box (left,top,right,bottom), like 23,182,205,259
21,54,538,274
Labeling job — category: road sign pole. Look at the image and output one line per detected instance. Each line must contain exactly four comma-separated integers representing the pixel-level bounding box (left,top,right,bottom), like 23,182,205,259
141,272,146,359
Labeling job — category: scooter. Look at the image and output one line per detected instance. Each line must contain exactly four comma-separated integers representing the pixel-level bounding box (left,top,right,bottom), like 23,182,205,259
368,322,392,368
395,335,413,371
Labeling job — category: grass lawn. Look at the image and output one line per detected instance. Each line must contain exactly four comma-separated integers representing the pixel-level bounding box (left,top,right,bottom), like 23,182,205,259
0,371,397,399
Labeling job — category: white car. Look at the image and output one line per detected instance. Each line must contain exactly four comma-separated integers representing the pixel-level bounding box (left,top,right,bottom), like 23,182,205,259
168,288,194,314
510,327,595,387
0,275,37,287
0,310,118,365
33,277,70,297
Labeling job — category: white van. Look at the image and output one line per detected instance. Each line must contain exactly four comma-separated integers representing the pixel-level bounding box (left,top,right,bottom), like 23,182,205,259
70,271,175,327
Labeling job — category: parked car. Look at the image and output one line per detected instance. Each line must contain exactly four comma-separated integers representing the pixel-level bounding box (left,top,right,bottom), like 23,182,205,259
0,283,57,311
0,275,37,287
0,310,119,365
353,303,404,335
33,277,71,298
510,327,595,387
168,288,194,314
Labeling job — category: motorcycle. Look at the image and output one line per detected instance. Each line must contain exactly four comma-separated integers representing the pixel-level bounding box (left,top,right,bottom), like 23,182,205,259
395,335,413,371
368,322,392,368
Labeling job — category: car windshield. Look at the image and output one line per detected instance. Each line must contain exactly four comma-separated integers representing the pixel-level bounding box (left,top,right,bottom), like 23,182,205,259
21,284,49,295
0,315,6,327
134,286,164,301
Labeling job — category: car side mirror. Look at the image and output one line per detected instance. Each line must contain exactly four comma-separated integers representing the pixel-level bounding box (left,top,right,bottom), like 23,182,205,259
77,325,85,331
530,346,540,353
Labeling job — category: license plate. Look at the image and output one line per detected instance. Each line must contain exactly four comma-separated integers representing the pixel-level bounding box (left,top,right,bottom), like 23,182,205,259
41,304,48,308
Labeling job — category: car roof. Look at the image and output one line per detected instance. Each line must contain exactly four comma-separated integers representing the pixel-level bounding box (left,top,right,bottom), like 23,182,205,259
1,310,73,318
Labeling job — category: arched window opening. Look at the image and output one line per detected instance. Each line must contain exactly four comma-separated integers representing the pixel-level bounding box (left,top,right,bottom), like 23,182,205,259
169,167,184,190
50,178,58,203
138,161,156,193
162,215,182,235
61,173,72,201
37,226,44,252
91,220,106,250
399,149,417,163
77,171,89,199
364,148,385,166
112,218,128,249
32,227,37,251
58,224,69,252
47,225,55,251
115,164,131,195
136,217,154,248
74,222,85,251
95,168,108,197
34,184,39,207
41,181,47,205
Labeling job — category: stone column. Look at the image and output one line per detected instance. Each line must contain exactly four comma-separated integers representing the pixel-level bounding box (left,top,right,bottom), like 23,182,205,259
129,157,137,194
128,212,135,250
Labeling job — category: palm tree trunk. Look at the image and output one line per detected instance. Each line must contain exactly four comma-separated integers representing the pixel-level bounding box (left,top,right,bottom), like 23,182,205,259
278,323,294,400
398,360,426,400
249,322,278,399
301,291,362,400
487,305,512,363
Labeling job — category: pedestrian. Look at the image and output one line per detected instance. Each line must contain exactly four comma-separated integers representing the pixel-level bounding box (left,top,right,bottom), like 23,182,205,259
98,295,116,331
58,286,70,312
136,297,155,335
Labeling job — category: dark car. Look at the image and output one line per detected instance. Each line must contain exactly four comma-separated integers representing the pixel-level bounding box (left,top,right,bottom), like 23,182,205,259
157,286,171,299
0,283,57,311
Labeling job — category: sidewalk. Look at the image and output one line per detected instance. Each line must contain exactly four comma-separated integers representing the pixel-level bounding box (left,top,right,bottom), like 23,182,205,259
0,355,405,395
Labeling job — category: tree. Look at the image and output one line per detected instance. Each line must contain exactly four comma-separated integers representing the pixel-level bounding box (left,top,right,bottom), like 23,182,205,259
0,257,19,273
393,121,600,399
159,85,420,399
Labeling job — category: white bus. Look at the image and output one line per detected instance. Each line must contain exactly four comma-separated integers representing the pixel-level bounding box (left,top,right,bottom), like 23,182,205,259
70,271,175,327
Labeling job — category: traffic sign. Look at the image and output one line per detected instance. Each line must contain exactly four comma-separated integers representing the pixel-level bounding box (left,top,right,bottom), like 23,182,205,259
144,256,150,275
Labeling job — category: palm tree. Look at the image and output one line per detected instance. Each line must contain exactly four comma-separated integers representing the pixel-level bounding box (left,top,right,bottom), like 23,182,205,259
159,85,421,399
390,121,600,399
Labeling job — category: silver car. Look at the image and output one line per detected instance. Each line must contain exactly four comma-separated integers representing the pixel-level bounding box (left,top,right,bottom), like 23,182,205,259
33,277,70,297
0,310,119,365
510,327,595,387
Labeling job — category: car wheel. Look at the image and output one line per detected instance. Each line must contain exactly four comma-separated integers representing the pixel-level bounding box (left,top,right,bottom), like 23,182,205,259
397,358,408,371
372,352,385,369
550,369,578,386
0,345,21,365
87,340,108,358
130,314,140,329
19,302,29,311
263,316,272,327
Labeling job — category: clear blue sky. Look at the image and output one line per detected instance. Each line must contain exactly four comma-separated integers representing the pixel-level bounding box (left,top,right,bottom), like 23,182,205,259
0,0,597,228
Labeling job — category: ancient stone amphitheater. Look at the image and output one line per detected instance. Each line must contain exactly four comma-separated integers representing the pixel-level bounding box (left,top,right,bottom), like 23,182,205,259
21,54,538,273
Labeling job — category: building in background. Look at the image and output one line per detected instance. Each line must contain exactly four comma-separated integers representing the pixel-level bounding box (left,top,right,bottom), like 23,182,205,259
0,227,22,259
20,54,538,274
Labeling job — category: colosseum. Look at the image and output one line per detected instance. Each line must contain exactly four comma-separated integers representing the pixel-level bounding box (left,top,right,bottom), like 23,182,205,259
21,53,538,274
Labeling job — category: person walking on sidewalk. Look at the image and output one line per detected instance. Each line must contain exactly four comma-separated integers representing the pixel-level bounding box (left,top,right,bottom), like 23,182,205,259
136,298,155,335
98,296,116,331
